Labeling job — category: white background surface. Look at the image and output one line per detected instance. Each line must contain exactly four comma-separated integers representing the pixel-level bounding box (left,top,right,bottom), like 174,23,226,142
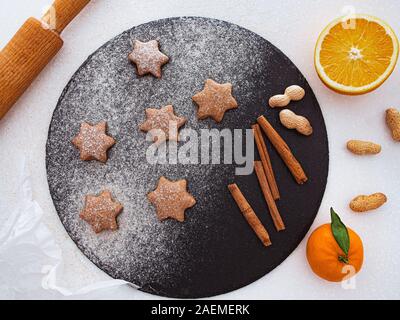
0,0,399,299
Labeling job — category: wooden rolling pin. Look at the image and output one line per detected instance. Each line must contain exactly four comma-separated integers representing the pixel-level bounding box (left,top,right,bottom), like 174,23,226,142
0,0,91,120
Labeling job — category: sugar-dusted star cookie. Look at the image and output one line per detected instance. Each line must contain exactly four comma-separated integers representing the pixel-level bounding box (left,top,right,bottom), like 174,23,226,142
192,79,238,123
139,105,186,143
80,190,123,233
72,121,116,163
128,40,169,78
148,176,196,222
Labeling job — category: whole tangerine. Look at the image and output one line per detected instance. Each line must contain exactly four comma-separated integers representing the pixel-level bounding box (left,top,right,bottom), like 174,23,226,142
306,223,364,282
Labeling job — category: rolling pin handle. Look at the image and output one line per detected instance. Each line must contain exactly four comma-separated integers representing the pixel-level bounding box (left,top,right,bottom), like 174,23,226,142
41,0,91,34
0,0,90,120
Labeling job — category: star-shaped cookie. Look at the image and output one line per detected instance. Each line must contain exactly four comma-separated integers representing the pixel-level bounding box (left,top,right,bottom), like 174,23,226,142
128,40,169,78
72,121,116,163
80,190,123,233
148,177,196,222
139,105,186,143
192,79,238,123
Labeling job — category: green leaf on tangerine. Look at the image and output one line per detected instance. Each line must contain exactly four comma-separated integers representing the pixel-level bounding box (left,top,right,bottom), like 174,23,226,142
330,207,350,260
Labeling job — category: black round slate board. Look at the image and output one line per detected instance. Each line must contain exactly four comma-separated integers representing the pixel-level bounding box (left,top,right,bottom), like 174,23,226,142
46,17,329,298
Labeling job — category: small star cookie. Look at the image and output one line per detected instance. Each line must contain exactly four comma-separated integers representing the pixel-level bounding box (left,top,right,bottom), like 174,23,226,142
139,105,186,143
80,190,123,233
128,40,169,78
192,79,238,123
148,177,196,222
72,121,116,163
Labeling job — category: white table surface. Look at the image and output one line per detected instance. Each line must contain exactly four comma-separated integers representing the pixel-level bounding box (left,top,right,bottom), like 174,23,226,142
1,0,399,300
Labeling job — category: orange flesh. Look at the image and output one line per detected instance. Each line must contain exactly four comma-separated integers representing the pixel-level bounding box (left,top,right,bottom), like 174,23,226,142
320,18,394,87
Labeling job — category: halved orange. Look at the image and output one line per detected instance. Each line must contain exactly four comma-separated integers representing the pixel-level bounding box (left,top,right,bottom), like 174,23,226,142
315,15,399,95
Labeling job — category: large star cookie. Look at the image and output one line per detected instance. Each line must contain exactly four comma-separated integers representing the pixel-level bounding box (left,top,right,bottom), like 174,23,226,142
139,105,186,143
192,79,238,123
72,121,116,163
128,40,169,78
148,176,196,222
80,190,123,233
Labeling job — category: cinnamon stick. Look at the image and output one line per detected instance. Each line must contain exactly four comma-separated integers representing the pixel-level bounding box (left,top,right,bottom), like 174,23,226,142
228,183,271,247
252,124,280,200
257,115,307,184
254,161,285,231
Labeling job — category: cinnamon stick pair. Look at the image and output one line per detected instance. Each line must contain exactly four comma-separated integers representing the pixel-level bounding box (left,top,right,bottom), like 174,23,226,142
254,161,285,231
228,183,271,247
252,125,285,231
257,115,307,184
252,124,280,200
